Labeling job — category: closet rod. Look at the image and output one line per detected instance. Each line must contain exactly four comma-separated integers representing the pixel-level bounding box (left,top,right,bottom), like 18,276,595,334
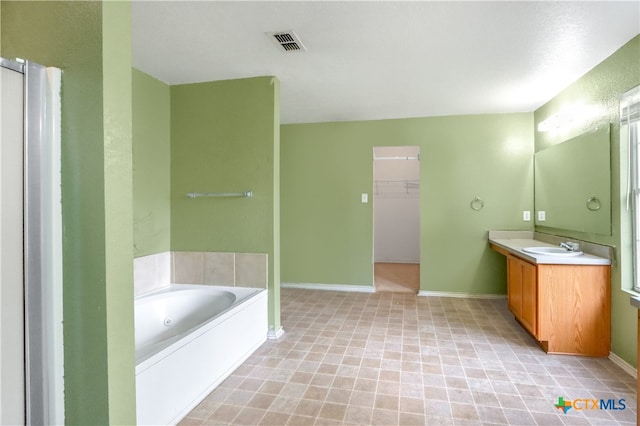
187,191,253,199
373,155,420,161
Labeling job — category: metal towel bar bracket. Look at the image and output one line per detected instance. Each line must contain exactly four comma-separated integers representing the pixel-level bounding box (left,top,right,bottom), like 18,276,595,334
187,191,253,199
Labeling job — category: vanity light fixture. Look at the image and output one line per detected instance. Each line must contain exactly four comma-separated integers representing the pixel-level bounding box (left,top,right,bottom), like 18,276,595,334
537,102,599,133
537,114,561,132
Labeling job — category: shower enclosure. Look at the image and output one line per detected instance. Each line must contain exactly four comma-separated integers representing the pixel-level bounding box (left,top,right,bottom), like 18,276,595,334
0,57,63,425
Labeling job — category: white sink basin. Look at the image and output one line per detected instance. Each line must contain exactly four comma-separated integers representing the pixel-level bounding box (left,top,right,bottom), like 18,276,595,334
522,246,583,257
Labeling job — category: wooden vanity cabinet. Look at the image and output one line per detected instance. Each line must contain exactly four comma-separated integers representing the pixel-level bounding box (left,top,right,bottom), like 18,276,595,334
501,251,611,357
507,255,537,336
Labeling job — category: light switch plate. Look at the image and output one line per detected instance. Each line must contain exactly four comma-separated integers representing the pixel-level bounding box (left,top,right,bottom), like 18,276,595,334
361,193,368,203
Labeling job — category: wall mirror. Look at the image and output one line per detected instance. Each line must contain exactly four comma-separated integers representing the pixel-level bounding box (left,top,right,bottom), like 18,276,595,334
534,125,611,235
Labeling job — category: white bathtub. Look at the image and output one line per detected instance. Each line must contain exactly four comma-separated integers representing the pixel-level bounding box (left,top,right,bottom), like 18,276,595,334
135,284,268,425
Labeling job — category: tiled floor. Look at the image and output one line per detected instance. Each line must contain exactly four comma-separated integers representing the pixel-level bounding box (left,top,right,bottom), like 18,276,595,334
179,289,637,425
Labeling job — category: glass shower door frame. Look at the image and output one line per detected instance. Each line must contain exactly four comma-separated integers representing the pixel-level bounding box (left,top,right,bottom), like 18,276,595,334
1,56,63,426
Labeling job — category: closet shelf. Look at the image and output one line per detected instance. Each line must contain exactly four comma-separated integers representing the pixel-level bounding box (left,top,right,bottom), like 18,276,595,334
374,180,419,198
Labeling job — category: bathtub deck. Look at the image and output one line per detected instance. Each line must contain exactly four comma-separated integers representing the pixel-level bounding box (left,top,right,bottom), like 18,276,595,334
135,287,268,426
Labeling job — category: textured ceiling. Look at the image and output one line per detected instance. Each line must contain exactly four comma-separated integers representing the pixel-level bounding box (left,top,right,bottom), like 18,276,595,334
132,1,640,124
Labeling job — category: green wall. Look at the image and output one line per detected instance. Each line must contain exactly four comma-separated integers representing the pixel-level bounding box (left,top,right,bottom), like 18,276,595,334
2,1,136,423
171,76,281,329
133,69,171,256
281,113,534,295
102,4,135,422
534,35,640,367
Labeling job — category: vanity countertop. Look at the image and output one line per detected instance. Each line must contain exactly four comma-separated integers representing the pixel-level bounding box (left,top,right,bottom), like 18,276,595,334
488,231,611,266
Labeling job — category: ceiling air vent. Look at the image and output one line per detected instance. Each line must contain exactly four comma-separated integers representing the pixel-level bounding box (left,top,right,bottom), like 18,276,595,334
269,30,306,52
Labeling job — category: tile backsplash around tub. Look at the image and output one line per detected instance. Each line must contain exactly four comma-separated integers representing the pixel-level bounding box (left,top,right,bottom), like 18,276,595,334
173,251,268,288
134,251,268,296
133,252,171,296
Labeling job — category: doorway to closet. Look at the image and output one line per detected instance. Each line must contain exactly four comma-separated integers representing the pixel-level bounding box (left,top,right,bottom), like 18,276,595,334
372,146,420,293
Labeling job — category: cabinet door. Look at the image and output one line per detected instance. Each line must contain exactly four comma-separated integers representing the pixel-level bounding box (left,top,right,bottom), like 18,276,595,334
537,264,610,356
507,256,522,317
519,260,537,336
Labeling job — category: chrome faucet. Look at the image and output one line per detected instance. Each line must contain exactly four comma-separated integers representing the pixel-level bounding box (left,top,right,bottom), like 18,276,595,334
560,241,580,252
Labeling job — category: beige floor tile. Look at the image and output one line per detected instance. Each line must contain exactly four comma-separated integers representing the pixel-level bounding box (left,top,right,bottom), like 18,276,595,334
317,402,347,421
177,416,203,426
232,407,266,425
259,411,290,426
294,399,323,418
179,288,636,425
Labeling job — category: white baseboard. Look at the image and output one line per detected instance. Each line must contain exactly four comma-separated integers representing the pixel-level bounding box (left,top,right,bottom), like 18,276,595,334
281,283,506,299
609,351,637,379
281,282,375,293
267,326,285,340
417,290,506,299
